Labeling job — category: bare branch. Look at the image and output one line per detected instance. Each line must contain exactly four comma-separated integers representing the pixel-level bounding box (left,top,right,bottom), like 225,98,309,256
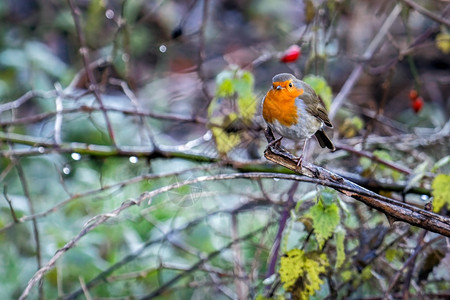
399,0,450,27
263,143,450,237
67,0,117,146
329,3,402,120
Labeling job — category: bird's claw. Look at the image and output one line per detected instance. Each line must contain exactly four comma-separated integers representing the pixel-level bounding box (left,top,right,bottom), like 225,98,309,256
268,137,283,149
296,155,303,169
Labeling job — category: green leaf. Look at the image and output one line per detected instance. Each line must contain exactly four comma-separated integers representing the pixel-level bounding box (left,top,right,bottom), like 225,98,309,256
335,227,346,269
340,116,364,138
373,150,392,171
359,157,372,170
319,189,335,206
303,75,332,110
432,174,450,212
217,78,234,97
237,94,256,121
279,249,329,299
432,155,450,173
385,248,399,262
307,196,340,249
341,270,352,282
361,266,372,280
404,161,428,192
208,67,257,154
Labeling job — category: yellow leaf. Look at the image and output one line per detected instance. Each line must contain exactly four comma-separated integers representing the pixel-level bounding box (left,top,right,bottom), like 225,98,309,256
432,174,450,212
211,127,240,155
436,32,450,54
279,249,329,299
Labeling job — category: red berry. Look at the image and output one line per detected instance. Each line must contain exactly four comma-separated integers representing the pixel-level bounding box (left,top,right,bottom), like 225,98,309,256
280,45,301,63
411,97,423,113
409,89,418,101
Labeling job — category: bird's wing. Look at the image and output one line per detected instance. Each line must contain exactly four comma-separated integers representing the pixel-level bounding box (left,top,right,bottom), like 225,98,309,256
301,86,333,128
313,104,333,128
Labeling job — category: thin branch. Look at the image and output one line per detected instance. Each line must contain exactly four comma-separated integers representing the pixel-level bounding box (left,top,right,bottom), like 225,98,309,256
343,119,450,148
139,221,275,300
0,90,56,113
18,166,450,298
196,0,213,115
399,0,450,28
108,78,159,149
3,186,19,223
402,231,426,299
0,166,216,233
0,131,217,161
54,83,64,145
329,3,402,120
63,206,252,300
231,213,249,299
335,142,413,175
384,233,442,297
67,0,117,146
0,103,209,127
20,199,138,300
11,155,43,299
265,182,298,292
335,170,431,197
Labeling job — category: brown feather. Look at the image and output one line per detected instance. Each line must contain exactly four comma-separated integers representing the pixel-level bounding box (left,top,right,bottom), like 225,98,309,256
314,129,335,150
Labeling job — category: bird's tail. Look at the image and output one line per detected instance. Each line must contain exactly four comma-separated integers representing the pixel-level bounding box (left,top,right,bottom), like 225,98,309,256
314,129,335,151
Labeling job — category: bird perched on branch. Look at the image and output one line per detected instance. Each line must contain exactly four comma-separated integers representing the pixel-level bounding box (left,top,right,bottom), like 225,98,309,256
262,73,335,168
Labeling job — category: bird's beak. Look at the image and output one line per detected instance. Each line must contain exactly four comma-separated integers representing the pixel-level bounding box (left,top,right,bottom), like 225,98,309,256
276,85,282,90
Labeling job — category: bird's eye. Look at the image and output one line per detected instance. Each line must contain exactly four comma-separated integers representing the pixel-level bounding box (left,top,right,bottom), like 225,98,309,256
289,82,293,88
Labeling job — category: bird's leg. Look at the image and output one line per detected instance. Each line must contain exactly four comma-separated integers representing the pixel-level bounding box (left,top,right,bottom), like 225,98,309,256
268,136,283,148
296,139,308,169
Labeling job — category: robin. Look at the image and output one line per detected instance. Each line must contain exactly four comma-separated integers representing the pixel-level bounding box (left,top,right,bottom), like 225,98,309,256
262,73,335,168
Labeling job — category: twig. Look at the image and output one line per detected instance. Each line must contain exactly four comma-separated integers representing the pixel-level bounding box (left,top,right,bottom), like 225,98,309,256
0,165,216,234
342,119,450,148
54,83,64,145
3,186,19,223
0,103,209,127
335,143,413,175
11,153,43,299
231,213,249,299
335,170,431,197
19,199,138,300
0,131,217,161
329,4,402,120
78,277,92,300
384,233,442,297
139,221,275,300
0,90,56,113
399,0,450,28
106,262,235,282
402,231,426,299
265,182,298,293
67,0,117,146
109,78,159,149
18,167,450,298
196,0,213,115
63,205,254,300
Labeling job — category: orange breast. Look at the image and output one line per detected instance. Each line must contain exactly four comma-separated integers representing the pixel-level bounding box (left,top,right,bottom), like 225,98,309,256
262,88,302,127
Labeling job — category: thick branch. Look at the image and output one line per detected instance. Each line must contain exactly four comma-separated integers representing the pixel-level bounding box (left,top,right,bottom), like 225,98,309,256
263,144,450,237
